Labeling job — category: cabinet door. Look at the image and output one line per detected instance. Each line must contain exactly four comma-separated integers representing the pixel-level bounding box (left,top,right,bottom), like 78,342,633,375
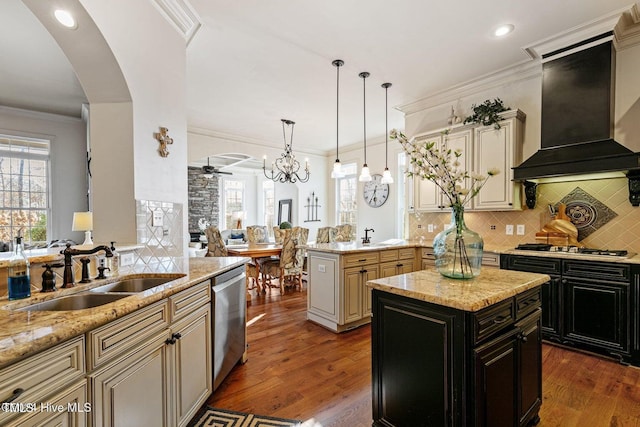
474,329,519,427
414,133,444,211
343,267,363,323
472,117,521,210
91,330,172,427
517,310,542,427
362,267,378,317
379,261,399,278
372,290,463,427
174,305,212,427
541,277,561,339
7,380,88,427
563,278,628,354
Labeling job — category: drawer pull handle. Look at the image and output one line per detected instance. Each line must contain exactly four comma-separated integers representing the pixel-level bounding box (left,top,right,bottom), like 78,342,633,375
519,333,528,343
396,263,403,267
172,332,182,340
360,269,368,274
2,388,25,404
358,259,367,262
492,316,510,325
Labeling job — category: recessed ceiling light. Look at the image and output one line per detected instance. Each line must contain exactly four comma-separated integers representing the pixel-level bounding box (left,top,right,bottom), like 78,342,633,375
494,24,514,37
54,9,77,29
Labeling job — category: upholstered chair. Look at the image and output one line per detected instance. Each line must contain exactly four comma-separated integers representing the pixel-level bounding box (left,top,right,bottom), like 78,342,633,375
261,227,306,294
316,226,337,243
204,226,228,257
273,227,288,244
334,224,353,242
246,225,268,243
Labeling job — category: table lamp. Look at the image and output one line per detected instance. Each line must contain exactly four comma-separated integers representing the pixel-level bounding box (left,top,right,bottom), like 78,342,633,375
72,211,93,246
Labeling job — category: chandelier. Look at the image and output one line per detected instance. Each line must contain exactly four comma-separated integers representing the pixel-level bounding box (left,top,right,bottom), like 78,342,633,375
263,119,310,183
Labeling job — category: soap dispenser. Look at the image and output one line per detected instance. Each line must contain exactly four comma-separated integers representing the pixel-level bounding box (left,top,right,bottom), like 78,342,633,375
8,235,31,300
109,241,119,276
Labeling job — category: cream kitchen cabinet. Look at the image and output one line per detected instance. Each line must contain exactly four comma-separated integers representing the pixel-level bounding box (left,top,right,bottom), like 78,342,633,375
89,280,211,427
0,336,86,426
413,127,473,211
411,110,525,212
471,109,525,210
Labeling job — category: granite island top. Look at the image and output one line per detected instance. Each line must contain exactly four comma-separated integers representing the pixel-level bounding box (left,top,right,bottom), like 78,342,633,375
0,256,249,369
366,268,550,312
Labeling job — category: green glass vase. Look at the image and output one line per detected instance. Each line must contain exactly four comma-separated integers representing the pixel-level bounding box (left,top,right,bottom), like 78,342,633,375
433,205,483,279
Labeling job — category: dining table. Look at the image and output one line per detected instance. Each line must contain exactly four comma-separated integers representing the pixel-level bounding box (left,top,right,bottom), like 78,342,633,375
226,243,283,294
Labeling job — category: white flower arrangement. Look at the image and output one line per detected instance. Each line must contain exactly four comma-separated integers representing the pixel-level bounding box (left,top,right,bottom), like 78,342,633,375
390,129,499,209
197,218,210,232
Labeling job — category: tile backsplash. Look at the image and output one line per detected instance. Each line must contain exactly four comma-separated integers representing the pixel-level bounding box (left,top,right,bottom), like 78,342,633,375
136,200,184,272
409,177,640,251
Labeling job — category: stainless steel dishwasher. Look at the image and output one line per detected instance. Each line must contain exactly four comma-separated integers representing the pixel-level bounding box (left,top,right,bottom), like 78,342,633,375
212,265,246,390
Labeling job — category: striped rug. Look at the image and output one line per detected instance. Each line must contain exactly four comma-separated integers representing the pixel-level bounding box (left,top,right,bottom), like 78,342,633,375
189,407,301,427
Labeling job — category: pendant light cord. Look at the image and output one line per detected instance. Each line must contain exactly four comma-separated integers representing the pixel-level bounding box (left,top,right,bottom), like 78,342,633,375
359,71,370,164
382,82,392,169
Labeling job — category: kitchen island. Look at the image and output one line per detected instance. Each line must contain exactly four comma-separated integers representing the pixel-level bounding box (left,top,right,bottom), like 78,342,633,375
366,268,549,427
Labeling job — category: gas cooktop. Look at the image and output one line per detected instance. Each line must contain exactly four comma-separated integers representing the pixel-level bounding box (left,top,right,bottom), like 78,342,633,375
514,243,630,258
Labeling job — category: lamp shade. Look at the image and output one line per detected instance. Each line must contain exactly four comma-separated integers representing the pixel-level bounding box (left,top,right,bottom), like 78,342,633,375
72,212,93,231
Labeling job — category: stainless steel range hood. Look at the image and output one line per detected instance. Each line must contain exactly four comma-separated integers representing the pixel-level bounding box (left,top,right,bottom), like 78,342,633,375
513,34,640,181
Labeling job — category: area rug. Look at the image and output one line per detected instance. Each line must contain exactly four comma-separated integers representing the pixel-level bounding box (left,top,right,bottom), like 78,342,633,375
189,406,301,427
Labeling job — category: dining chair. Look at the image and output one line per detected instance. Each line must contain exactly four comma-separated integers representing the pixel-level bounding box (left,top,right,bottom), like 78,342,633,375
273,226,287,244
204,226,228,256
260,227,306,294
316,226,337,243
246,225,268,243
334,224,353,242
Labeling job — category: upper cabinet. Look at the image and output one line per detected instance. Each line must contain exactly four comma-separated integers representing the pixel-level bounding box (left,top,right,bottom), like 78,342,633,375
411,109,525,212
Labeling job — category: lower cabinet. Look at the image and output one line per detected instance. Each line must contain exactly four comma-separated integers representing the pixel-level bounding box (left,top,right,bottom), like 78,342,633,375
89,281,212,427
372,288,542,426
502,254,636,365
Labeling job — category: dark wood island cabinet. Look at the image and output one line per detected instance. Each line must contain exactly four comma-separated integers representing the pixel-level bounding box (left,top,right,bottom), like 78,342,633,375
367,268,549,427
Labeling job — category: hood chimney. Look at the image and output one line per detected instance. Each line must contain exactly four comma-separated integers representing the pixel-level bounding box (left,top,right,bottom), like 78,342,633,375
512,33,640,182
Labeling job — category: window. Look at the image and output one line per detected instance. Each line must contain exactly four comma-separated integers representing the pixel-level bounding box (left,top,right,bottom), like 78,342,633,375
336,162,357,239
222,179,245,229
0,135,50,246
263,180,274,237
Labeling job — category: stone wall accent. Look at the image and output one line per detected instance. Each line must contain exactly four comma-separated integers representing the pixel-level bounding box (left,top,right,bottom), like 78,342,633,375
188,167,219,232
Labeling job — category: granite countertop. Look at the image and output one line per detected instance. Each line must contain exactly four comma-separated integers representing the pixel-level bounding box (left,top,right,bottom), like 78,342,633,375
0,244,144,268
0,256,249,369
306,240,640,264
366,268,550,312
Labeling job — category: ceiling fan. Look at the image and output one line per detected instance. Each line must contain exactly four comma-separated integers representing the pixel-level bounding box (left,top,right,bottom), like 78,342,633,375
202,157,232,178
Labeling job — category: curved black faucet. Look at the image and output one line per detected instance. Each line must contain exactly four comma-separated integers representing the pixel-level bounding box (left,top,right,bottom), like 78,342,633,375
362,228,375,245
60,243,113,288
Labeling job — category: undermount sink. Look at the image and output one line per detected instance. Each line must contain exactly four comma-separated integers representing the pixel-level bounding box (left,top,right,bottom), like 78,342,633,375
89,276,183,293
16,293,129,312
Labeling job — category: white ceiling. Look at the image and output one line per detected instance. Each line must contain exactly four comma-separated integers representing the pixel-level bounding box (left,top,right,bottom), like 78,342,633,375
0,0,636,165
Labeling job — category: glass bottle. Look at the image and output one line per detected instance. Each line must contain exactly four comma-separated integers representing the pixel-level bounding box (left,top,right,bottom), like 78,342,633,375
8,236,31,300
433,205,483,279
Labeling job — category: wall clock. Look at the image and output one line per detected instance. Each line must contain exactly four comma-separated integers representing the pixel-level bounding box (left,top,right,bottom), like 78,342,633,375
363,174,390,208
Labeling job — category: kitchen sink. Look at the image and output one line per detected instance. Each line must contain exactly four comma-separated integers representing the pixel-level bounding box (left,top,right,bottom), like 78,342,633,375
89,276,183,293
16,293,129,311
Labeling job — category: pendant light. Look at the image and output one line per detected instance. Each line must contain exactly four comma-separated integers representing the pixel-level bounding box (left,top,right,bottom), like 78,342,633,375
331,59,345,179
381,82,394,184
358,71,372,182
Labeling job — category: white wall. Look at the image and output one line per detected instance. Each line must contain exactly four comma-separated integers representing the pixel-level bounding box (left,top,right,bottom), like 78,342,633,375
0,106,87,242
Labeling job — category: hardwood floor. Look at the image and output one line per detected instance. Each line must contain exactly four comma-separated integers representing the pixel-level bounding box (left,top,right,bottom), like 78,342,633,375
207,288,640,426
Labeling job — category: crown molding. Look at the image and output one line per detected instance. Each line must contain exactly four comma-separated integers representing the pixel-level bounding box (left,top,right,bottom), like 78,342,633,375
0,105,83,123
152,0,202,45
614,3,640,50
396,60,540,116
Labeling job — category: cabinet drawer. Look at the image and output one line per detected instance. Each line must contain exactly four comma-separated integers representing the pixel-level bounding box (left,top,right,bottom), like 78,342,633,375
481,252,500,267
421,248,434,259
505,255,561,275
379,249,398,263
563,260,630,283
0,336,85,425
516,287,541,320
87,299,169,371
398,248,416,260
472,298,515,344
344,252,380,268
170,280,211,321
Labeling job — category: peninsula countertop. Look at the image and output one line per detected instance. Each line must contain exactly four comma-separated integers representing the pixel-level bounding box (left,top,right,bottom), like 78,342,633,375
0,256,249,369
366,268,550,312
